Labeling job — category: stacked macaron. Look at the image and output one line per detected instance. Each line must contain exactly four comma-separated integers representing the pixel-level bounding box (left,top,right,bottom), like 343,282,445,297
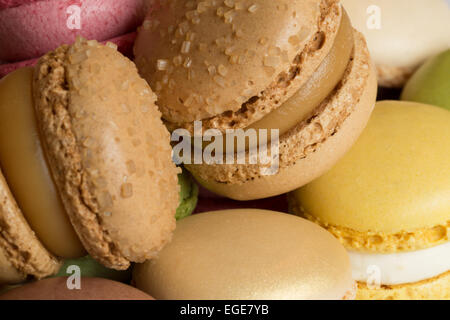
134,0,378,201
0,0,152,78
290,101,450,299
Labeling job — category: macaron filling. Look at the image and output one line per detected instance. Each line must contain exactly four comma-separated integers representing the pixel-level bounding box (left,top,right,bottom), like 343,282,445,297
0,67,85,259
199,11,354,152
349,241,450,286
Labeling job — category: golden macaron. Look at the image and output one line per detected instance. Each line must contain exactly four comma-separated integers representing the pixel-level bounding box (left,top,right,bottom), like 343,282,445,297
133,209,356,300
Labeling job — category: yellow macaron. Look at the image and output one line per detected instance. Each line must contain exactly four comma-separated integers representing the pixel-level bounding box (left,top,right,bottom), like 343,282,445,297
289,101,450,299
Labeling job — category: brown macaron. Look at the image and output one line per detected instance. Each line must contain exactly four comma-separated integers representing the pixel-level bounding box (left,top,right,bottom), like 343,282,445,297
0,277,153,300
134,0,377,200
0,37,180,285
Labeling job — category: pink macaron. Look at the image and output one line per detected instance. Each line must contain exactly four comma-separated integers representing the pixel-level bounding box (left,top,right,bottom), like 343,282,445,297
0,0,147,62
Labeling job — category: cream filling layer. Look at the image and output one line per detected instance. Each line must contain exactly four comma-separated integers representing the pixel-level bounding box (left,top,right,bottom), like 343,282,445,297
349,241,450,286
0,67,85,258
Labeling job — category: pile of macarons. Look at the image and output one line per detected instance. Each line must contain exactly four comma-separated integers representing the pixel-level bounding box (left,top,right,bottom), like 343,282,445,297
0,0,449,300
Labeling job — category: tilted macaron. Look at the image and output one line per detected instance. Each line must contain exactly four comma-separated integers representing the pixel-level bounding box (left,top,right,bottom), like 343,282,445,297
134,0,377,200
341,0,450,87
401,49,450,111
0,277,153,300
289,101,450,300
133,209,356,300
0,37,180,285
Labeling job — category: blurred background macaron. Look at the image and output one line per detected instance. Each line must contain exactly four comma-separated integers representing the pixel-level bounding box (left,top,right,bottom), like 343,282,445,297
0,0,157,78
0,277,153,300
135,0,377,201
133,209,356,300
289,101,450,300
341,0,450,88
401,49,450,111
0,37,180,285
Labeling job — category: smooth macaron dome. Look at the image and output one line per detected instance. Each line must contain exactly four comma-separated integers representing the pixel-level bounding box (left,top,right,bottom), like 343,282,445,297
135,0,377,200
0,277,153,300
341,0,450,88
290,101,450,299
0,37,180,285
133,209,356,300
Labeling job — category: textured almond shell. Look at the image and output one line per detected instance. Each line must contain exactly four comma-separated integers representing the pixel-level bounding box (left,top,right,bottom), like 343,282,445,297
33,39,180,270
135,0,342,124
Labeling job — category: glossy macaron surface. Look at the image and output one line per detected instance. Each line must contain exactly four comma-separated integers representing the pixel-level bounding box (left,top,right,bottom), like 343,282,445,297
134,209,354,300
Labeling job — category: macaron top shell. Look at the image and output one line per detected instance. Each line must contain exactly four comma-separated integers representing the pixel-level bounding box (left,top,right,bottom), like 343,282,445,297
0,277,153,300
293,101,450,238
134,0,340,124
33,38,180,270
0,170,61,281
134,209,355,300
0,0,147,62
341,0,450,70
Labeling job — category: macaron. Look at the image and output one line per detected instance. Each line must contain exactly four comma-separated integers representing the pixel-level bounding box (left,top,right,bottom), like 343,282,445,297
134,0,378,201
0,0,156,78
133,209,356,300
341,0,450,87
0,37,180,285
176,168,199,220
0,277,153,300
289,101,450,300
401,49,450,111
0,0,147,62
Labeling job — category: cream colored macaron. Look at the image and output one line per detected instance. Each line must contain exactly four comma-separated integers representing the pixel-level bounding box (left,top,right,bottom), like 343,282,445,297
0,37,180,285
341,0,450,87
133,209,356,300
135,0,377,200
289,101,450,300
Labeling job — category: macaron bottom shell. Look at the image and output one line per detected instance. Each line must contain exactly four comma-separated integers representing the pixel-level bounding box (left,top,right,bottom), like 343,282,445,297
357,270,450,300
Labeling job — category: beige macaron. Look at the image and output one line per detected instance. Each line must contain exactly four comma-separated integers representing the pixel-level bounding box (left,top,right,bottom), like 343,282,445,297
0,37,180,284
134,0,377,200
133,209,356,300
341,0,450,87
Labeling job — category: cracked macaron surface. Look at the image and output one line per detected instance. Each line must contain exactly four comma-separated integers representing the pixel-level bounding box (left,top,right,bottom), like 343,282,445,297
0,37,180,285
